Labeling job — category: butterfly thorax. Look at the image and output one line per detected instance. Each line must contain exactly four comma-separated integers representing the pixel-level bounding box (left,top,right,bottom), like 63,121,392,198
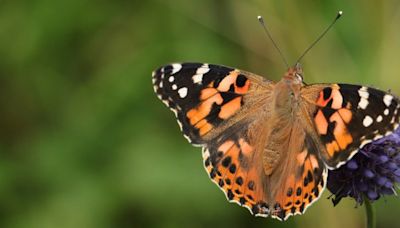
262,67,304,175
273,67,303,111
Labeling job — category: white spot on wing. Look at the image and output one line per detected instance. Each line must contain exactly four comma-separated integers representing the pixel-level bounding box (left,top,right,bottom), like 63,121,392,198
377,115,383,122
161,99,169,106
358,98,369,110
383,94,393,107
363,115,373,127
176,119,183,131
360,139,372,148
182,133,192,143
170,107,178,116
358,87,369,98
178,87,188,98
192,74,203,84
374,134,383,140
357,87,369,109
172,84,177,90
171,63,182,75
168,76,174,82
159,81,163,88
384,109,389,115
192,64,209,84
385,130,393,136
197,64,210,74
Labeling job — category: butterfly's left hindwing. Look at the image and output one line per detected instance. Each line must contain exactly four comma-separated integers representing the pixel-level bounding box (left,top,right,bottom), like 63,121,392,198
201,122,271,218
302,84,400,169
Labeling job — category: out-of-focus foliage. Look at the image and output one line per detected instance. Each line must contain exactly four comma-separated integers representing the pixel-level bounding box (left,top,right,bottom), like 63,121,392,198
0,0,399,227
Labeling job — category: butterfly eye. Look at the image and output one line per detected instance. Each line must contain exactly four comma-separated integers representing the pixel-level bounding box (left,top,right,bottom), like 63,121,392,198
295,73,303,81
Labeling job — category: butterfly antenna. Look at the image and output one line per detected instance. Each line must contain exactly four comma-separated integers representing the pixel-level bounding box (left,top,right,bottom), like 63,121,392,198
296,11,343,64
257,16,289,68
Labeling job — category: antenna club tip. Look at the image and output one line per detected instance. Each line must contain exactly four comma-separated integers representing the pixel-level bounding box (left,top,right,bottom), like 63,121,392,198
257,15,263,21
335,10,343,20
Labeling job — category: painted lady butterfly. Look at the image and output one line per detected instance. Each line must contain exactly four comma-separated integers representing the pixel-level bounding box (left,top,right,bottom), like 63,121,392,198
152,64,399,220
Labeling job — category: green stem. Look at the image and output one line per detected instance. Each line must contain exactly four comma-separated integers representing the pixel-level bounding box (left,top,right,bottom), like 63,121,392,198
364,199,376,228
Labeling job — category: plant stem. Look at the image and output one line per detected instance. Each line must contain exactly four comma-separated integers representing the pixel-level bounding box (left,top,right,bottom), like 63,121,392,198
364,199,376,228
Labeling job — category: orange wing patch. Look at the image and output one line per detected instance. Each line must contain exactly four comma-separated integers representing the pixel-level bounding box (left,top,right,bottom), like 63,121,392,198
338,108,352,123
316,85,342,109
239,138,253,157
187,93,223,125
219,97,242,119
326,141,340,157
186,70,251,137
313,86,354,158
314,110,328,135
215,70,250,94
198,121,213,136
330,112,353,149
200,88,219,100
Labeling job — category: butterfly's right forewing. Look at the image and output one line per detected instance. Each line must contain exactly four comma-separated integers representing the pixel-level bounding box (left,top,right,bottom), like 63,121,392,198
302,84,400,169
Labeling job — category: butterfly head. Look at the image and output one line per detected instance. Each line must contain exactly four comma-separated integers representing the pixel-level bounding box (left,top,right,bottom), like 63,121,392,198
284,62,304,84
280,63,304,100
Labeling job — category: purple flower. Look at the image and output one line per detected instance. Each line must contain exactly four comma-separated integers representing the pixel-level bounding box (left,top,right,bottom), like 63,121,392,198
327,127,400,206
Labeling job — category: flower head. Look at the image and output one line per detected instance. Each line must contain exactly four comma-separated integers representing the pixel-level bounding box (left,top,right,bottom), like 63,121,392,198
327,128,400,206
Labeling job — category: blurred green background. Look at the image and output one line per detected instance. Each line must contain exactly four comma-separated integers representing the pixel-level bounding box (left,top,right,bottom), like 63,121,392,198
0,0,399,227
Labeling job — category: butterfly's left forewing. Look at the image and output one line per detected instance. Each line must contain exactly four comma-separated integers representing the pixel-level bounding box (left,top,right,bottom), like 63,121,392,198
152,63,272,145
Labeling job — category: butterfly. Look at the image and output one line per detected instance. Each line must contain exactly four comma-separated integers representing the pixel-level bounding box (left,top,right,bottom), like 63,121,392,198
152,62,400,220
